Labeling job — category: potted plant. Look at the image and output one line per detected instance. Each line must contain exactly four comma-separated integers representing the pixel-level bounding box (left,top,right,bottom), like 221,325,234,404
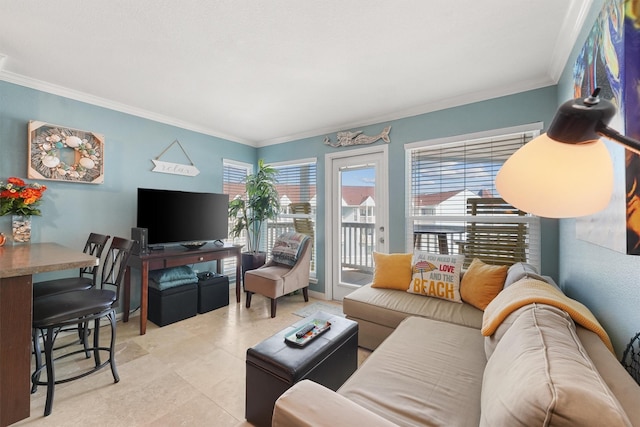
228,159,280,276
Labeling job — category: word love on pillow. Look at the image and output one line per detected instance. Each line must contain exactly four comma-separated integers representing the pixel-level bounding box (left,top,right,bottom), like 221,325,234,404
407,251,465,303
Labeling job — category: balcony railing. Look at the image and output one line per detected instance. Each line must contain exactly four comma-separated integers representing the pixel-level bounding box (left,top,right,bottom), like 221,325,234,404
258,207,539,284
266,221,297,249
340,222,375,273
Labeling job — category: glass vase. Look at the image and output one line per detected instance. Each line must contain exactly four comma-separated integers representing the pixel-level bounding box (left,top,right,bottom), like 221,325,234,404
12,215,32,243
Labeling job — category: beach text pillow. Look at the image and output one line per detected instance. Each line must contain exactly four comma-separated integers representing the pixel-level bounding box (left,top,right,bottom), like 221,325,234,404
407,251,465,303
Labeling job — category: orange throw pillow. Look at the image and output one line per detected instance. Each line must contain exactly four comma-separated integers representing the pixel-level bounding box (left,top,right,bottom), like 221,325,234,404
460,258,508,310
371,252,413,290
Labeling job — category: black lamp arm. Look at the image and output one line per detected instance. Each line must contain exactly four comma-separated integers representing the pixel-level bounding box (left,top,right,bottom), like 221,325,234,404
597,125,640,156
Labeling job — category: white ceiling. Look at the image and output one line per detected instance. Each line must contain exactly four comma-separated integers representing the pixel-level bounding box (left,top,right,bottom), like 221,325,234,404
0,1,591,146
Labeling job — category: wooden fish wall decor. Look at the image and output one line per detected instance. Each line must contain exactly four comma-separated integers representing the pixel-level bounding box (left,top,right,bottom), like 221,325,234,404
323,125,391,148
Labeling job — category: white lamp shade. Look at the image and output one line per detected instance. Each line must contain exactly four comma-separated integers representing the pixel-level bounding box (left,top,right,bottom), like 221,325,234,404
495,133,613,218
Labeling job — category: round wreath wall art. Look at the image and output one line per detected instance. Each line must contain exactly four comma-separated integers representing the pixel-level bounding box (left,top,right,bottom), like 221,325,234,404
27,120,105,184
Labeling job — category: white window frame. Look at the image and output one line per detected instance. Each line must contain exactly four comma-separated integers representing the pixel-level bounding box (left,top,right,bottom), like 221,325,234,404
404,123,543,270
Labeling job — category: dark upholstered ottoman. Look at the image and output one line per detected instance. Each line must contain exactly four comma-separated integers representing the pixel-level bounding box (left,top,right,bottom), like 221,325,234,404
245,312,358,427
147,266,199,327
196,274,229,313
148,282,198,327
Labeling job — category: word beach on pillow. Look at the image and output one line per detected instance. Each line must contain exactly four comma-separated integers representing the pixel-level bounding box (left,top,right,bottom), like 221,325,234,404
407,251,464,303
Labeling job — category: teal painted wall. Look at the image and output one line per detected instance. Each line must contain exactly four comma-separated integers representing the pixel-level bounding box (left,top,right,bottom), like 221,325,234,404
2,52,571,330
259,86,560,294
0,80,253,308
556,0,640,356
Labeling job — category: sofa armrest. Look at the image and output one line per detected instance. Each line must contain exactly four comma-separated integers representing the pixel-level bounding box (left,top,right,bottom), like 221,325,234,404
273,380,397,427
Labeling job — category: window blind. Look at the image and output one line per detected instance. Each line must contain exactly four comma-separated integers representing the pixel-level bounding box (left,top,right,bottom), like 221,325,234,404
406,129,541,269
270,159,317,276
222,159,252,278
223,160,252,201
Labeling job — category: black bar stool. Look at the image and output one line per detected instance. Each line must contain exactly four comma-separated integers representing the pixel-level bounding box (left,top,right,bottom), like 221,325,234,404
31,236,134,416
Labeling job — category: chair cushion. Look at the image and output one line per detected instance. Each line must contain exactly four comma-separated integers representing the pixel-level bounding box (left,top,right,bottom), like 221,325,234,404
33,277,93,298
244,265,292,297
271,232,309,266
33,289,116,327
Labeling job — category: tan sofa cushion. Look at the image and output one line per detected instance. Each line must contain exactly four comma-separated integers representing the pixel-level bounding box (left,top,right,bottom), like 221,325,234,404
483,304,531,359
344,283,483,332
339,316,485,427
274,380,397,427
576,327,640,425
481,304,631,427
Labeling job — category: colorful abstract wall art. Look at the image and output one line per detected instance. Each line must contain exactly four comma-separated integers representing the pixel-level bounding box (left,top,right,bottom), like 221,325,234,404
575,0,640,254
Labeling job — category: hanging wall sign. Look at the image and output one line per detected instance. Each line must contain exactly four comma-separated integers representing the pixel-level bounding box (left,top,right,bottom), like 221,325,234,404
151,139,200,176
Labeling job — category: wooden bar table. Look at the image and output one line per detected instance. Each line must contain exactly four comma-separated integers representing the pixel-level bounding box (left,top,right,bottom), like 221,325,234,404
0,243,98,426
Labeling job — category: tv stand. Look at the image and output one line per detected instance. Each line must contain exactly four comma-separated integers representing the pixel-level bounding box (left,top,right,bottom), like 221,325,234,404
124,243,242,335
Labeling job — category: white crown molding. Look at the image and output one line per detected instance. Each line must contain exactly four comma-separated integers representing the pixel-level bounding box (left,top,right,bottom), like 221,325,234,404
547,0,594,83
1,70,556,149
256,77,555,147
0,70,258,147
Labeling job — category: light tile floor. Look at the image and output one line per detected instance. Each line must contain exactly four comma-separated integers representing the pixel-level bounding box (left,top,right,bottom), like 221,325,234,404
17,291,370,427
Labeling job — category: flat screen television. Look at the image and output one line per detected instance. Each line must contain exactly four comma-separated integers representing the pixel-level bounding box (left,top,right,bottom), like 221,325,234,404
136,188,229,249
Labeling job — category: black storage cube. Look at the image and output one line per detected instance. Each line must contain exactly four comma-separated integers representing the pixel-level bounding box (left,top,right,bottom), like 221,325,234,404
148,282,198,327
197,274,229,313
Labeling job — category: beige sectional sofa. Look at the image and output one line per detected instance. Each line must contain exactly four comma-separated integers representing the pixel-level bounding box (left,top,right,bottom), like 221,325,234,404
272,262,640,426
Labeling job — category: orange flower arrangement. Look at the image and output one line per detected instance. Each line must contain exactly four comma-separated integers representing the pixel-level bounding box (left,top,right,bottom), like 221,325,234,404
0,177,47,216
